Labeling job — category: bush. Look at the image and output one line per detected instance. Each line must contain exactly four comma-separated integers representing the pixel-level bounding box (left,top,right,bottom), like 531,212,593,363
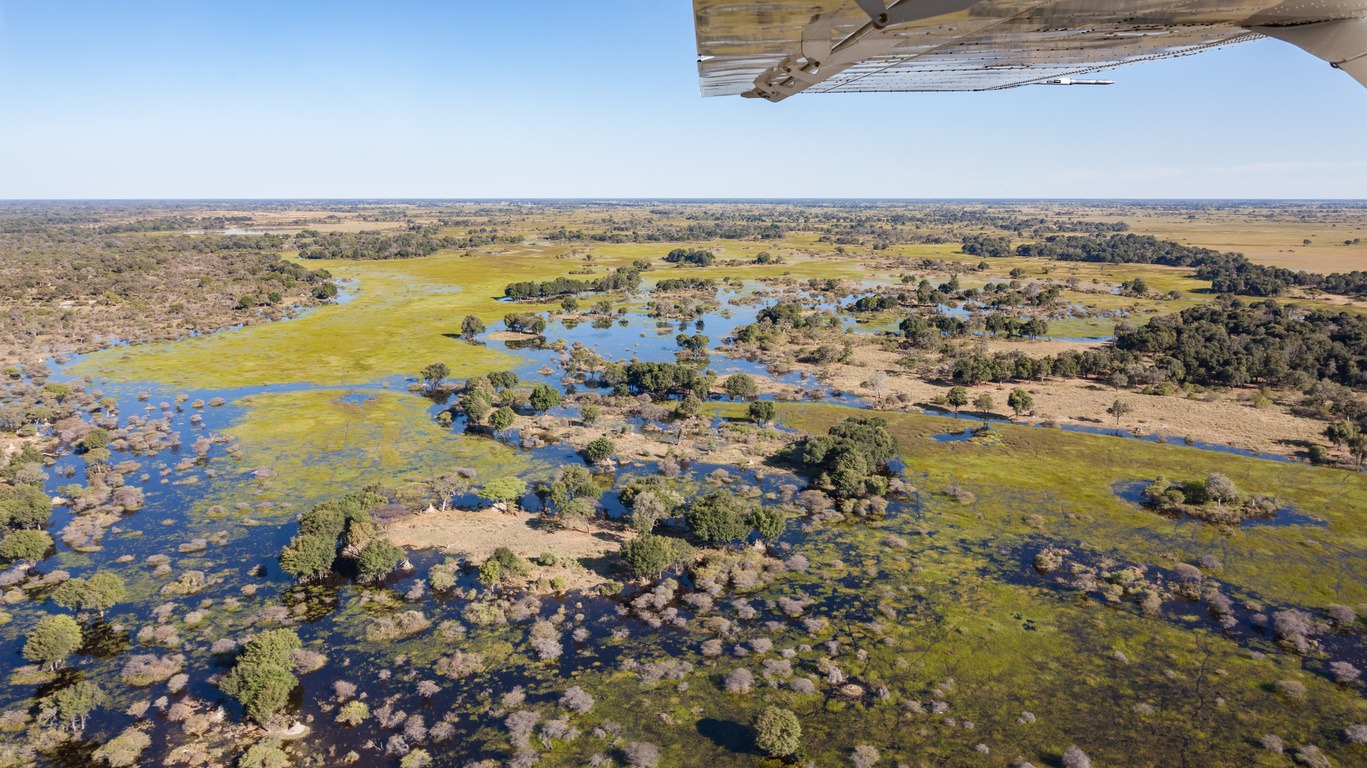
93,727,151,767
753,706,802,757
530,384,562,413
239,743,290,768
0,484,52,528
480,547,530,585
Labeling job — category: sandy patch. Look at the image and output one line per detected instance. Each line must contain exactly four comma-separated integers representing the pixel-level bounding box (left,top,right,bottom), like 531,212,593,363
387,505,630,565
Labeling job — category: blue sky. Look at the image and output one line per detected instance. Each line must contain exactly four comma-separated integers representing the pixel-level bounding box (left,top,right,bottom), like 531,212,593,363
1,0,1364,198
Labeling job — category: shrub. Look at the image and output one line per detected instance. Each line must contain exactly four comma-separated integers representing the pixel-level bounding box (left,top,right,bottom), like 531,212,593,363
239,743,290,768
753,706,802,757
623,742,660,768
530,384,562,413
93,727,151,767
480,547,530,585
1061,746,1091,768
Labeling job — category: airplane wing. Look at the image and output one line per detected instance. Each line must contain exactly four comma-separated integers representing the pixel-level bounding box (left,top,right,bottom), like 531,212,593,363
693,0,1367,101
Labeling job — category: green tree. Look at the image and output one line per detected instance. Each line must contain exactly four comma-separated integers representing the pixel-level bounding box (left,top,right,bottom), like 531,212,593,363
748,400,776,424
582,437,615,464
676,394,702,419
752,505,787,541
686,490,754,545
0,484,52,529
463,392,493,425
460,315,486,340
279,534,337,583
973,393,994,414
529,384,562,413
220,630,301,724
946,386,969,414
47,680,107,732
357,539,405,583
1007,387,1034,417
489,406,516,433
1325,420,1359,449
51,572,126,618
0,529,51,563
1107,398,1134,426
24,614,82,669
621,534,694,578
723,374,759,399
480,477,527,513
581,404,601,425
753,706,802,757
420,362,450,392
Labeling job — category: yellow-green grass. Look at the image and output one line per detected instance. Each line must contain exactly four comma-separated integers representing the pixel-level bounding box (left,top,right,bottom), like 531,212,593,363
216,388,535,508
770,402,1367,610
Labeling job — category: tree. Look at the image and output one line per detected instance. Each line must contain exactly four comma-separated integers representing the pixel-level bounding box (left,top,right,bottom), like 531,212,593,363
1325,420,1360,449
621,534,694,578
530,383,562,414
862,370,889,405
1107,398,1133,426
629,491,669,533
24,614,82,669
1007,387,1034,417
685,490,754,545
460,315,485,340
50,572,126,618
279,534,337,583
0,484,52,529
583,437,615,465
357,538,405,583
752,505,787,541
0,529,51,563
723,374,759,399
47,680,107,732
220,629,301,723
973,393,994,414
428,470,473,512
420,362,449,393
748,400,776,424
581,405,601,425
462,392,493,425
753,706,802,758
489,406,516,433
946,386,969,414
480,477,527,513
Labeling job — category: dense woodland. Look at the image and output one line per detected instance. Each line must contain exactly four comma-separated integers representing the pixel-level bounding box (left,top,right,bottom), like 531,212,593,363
0,218,334,363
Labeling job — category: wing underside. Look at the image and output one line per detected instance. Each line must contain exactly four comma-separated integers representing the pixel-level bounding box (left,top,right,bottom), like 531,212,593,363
694,0,1367,99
